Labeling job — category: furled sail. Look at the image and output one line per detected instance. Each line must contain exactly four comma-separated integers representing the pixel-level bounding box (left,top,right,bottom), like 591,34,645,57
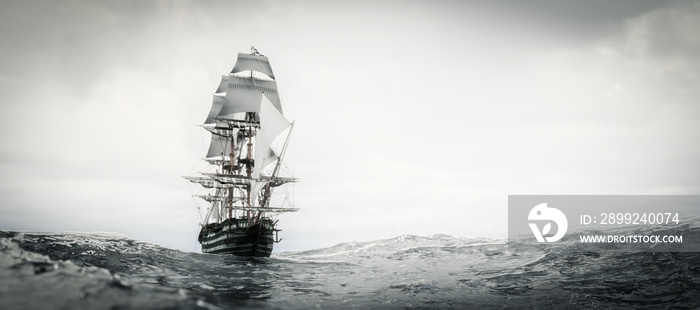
201,122,235,137
184,176,234,189
230,53,275,79
194,194,224,203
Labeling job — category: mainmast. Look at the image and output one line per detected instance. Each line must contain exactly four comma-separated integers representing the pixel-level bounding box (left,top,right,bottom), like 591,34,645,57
245,112,254,219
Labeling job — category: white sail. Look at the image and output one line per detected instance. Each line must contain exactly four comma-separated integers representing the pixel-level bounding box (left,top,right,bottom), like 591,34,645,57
230,53,275,79
218,76,282,118
204,94,225,124
249,95,292,206
206,132,238,158
251,181,267,206
215,75,228,93
253,95,291,178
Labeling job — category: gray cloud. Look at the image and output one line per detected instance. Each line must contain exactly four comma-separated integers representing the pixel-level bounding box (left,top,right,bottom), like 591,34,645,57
617,3,700,92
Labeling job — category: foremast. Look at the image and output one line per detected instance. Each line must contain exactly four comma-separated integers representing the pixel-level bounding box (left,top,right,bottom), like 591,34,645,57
185,47,298,237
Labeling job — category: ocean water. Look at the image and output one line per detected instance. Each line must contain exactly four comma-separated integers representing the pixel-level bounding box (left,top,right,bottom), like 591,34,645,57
1,224,699,309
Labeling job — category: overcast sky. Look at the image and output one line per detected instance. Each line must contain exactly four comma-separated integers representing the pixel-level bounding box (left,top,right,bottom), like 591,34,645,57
1,0,699,252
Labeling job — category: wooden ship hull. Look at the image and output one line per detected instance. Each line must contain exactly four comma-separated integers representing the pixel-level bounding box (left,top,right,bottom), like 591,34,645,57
198,218,277,257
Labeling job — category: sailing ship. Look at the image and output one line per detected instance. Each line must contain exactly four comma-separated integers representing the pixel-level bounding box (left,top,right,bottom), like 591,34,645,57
185,47,298,257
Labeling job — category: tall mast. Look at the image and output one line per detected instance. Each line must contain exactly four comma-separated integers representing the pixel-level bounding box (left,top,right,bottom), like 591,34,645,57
247,113,254,219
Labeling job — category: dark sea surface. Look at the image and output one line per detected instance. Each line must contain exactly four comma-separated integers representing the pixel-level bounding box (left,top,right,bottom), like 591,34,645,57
2,222,700,309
